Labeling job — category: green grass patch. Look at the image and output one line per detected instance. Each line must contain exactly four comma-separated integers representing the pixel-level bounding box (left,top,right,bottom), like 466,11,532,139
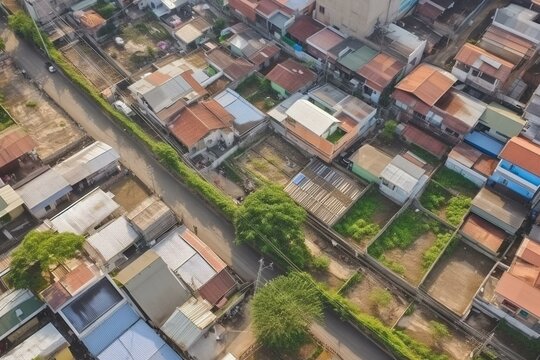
409,144,440,165
431,167,479,197
338,271,364,295
333,190,389,243
421,233,453,270
0,105,14,132
420,182,471,226
445,196,471,226
326,128,346,144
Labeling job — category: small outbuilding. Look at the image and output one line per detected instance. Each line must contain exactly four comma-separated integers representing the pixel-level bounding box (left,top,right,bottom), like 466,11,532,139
350,145,392,183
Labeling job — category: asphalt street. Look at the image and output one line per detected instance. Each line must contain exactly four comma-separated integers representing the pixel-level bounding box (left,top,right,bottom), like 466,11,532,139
2,25,392,360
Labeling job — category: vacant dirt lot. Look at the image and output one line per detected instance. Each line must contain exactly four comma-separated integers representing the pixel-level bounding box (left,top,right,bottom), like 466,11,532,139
108,175,150,212
344,273,409,326
0,65,85,163
422,242,494,315
397,306,476,360
235,134,309,186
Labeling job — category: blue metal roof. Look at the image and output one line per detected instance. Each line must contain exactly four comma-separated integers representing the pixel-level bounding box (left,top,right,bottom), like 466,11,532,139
464,131,505,157
82,303,139,356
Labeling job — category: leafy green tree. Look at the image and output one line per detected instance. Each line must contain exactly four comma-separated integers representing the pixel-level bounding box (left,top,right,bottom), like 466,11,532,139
8,12,51,51
9,231,85,290
213,18,226,36
235,185,311,269
252,273,323,352
380,120,398,143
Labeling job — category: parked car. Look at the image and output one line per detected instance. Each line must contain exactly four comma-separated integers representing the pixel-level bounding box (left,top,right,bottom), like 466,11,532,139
45,61,56,73
113,100,134,116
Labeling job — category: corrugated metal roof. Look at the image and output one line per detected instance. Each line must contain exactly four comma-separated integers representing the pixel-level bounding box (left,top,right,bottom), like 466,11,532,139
54,141,119,186
86,216,139,262
286,99,340,136
395,64,456,107
98,319,182,360
153,228,197,271
350,145,392,177
471,187,527,232
3,323,67,360
214,89,265,135
0,184,23,218
82,303,139,356
50,188,120,235
0,289,45,340
0,127,36,169
199,270,237,305
161,297,216,350
115,250,160,285
176,253,216,289
180,227,226,273
16,169,72,210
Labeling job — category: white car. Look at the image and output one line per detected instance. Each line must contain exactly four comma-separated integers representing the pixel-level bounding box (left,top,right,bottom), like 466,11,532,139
113,100,134,116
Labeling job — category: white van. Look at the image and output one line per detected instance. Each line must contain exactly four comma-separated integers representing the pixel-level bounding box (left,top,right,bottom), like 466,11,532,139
113,100,134,116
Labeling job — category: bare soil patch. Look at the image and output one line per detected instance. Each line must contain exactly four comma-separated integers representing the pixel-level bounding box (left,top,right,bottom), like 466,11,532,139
108,175,150,211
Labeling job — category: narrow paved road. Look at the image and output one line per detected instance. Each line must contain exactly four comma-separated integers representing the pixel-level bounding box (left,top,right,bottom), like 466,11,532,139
2,26,391,360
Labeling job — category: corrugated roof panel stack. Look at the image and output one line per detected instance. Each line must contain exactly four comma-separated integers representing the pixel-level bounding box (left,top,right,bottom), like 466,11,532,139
127,196,177,243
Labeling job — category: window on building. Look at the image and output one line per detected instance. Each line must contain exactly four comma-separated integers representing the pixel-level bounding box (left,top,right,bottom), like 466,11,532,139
495,131,510,141
319,5,325,14
444,127,459,137
45,205,51,212
413,111,426,121
395,100,408,111
455,62,470,72
364,86,373,96
381,179,396,190
518,310,529,318
480,72,497,84
501,299,518,312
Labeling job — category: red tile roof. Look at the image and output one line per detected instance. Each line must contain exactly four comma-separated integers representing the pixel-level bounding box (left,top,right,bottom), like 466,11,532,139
265,58,316,93
287,15,324,43
198,269,236,306
169,100,234,149
454,43,515,83
516,237,540,267
256,0,281,16
357,53,404,92
0,127,36,168
395,64,456,106
401,124,448,158
499,136,540,177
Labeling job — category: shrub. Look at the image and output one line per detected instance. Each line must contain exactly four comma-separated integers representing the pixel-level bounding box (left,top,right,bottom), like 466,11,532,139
422,233,453,270
311,255,330,272
381,120,398,143
369,288,392,311
25,100,37,107
334,190,382,242
445,195,471,226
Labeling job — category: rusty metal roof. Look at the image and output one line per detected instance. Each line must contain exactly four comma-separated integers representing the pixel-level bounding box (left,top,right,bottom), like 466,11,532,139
395,64,456,106
0,127,35,168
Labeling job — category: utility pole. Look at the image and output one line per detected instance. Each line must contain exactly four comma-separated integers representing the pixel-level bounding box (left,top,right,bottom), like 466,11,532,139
255,258,273,293
23,0,51,59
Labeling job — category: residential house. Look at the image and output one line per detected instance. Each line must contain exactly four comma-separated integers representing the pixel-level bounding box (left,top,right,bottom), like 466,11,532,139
416,0,455,23
492,238,540,337
445,142,498,187
379,153,429,205
115,250,191,327
479,25,536,65
286,15,325,49
153,226,237,304
399,124,449,158
452,43,515,95
335,43,378,80
357,53,405,104
267,92,307,135
84,216,140,273
470,187,528,235
225,23,280,70
476,103,525,143
492,4,540,46
460,213,508,256
73,10,106,39
393,64,487,144
174,17,212,51
47,188,120,235
306,27,346,61
53,141,120,190
3,323,72,360
490,136,540,200
0,289,45,343
523,84,540,143
280,98,375,162
265,59,316,97
15,168,72,219
350,144,392,183
128,68,207,127
205,48,256,84
0,127,36,175
168,99,235,154
161,297,217,352
136,0,189,18
127,196,177,244
214,88,266,136
0,184,24,223
313,0,415,38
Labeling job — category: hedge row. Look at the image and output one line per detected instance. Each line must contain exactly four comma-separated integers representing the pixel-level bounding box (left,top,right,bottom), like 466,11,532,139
8,11,237,219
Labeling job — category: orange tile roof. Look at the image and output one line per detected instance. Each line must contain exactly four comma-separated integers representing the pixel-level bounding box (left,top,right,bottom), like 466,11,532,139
516,237,540,267
169,100,234,148
495,272,540,318
79,10,106,30
357,53,404,92
395,64,456,106
0,127,36,168
454,43,515,83
265,58,316,93
499,136,540,177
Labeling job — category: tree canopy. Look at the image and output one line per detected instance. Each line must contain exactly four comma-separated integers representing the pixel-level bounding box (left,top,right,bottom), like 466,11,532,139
0,37,5,52
252,272,323,351
8,11,51,51
9,231,85,290
234,185,311,269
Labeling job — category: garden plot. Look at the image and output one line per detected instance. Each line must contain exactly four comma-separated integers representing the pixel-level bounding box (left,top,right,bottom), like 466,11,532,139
367,209,454,286
421,241,494,315
103,17,174,74
419,182,471,226
396,305,475,360
305,225,356,291
341,271,410,326
0,64,85,162
431,167,480,197
235,134,309,186
62,40,124,91
334,189,400,250
235,74,281,112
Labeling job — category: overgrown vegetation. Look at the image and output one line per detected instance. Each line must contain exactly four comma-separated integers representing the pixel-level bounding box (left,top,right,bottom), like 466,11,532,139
333,190,384,243
235,75,279,110
369,288,393,314
8,11,238,220
338,271,364,295
409,144,440,165
429,321,450,350
422,233,453,270
252,273,323,352
381,120,398,143
235,185,312,269
420,183,471,226
9,231,84,291
0,105,14,132
93,0,117,19
445,196,471,226
432,167,479,197
311,255,330,272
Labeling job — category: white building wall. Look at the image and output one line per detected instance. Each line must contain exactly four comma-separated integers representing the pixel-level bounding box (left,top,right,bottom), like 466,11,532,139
445,157,487,187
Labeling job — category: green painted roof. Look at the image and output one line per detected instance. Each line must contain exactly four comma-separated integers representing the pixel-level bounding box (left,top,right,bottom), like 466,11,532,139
338,46,378,72
0,290,45,340
480,102,526,138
